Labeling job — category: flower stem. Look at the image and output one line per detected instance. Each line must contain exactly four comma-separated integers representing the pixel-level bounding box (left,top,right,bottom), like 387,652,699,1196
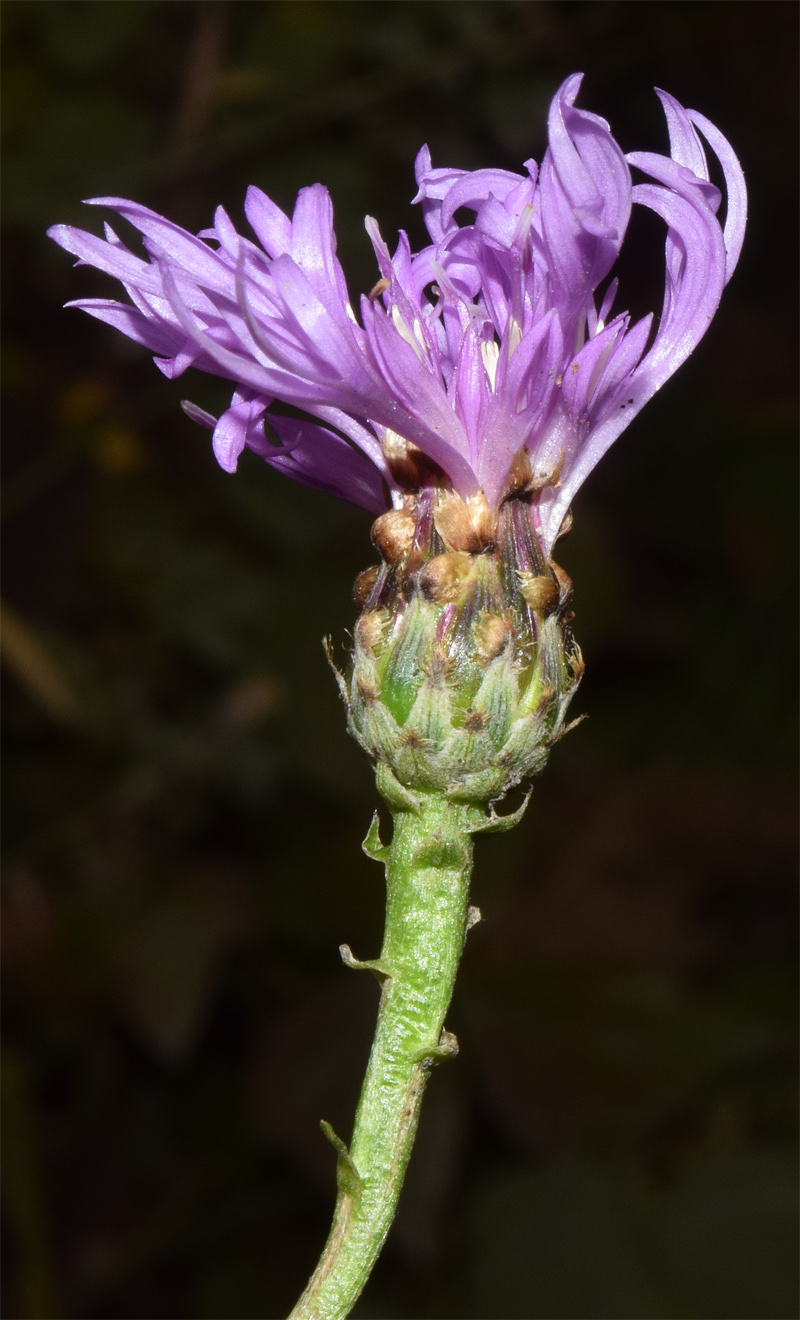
288,794,478,1320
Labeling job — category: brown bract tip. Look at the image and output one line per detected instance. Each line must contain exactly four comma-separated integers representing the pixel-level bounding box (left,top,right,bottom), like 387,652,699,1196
355,610,387,654
402,727,433,751
371,509,416,563
555,507,573,541
502,446,533,501
382,430,448,490
466,491,498,547
353,565,381,609
426,647,451,687
501,447,563,500
418,551,474,603
473,613,511,664
434,490,497,553
548,559,573,607
568,646,585,680
518,571,559,615
433,492,480,552
357,676,379,705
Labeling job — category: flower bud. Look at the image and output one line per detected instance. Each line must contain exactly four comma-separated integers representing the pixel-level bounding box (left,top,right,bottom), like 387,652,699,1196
345,488,583,807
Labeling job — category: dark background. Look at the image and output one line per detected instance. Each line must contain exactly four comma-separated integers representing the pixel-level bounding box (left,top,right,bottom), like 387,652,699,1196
2,3,798,1317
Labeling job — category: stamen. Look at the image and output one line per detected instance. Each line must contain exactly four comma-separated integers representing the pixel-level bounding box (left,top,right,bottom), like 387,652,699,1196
480,340,499,391
391,306,425,361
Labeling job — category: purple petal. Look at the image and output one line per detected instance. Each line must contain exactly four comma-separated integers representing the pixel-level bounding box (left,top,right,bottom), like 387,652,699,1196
153,344,203,380
412,146,469,242
542,172,726,553
560,316,628,419
479,312,564,504
244,186,293,258
360,299,479,494
451,327,489,466
290,184,354,323
440,167,528,230
630,177,726,379
65,296,182,356
259,254,362,381
686,110,748,282
84,197,234,295
306,404,389,476
255,414,388,512
628,149,721,214
47,222,160,292
655,89,710,179
158,257,283,394
211,390,269,473
539,74,632,324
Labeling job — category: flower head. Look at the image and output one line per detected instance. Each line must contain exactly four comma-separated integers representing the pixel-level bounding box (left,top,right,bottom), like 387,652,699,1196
49,74,745,555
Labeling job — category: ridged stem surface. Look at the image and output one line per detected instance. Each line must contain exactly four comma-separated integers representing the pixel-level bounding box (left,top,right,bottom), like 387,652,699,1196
289,795,475,1320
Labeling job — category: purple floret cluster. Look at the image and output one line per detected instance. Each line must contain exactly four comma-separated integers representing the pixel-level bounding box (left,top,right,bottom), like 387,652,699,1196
49,74,745,554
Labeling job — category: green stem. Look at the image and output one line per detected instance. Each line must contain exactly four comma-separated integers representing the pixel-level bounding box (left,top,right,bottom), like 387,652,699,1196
289,794,477,1320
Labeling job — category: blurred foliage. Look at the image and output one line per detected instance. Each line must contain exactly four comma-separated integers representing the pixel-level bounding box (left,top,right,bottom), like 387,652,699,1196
2,3,797,1318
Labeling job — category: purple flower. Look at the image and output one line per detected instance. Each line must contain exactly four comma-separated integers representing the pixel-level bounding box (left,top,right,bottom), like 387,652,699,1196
48,74,745,554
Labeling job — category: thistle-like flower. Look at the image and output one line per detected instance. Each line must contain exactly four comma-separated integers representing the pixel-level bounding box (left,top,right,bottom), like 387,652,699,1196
48,74,745,523
49,76,745,1319
49,74,745,809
